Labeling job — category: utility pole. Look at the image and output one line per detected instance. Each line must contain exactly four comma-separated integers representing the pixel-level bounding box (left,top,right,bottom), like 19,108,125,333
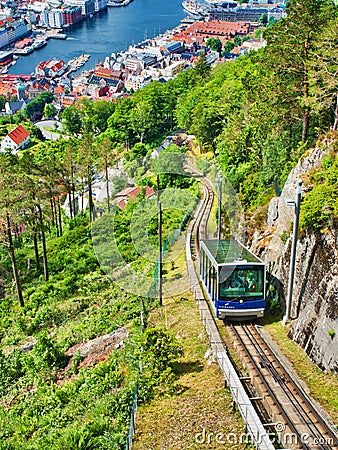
217,172,222,241
283,180,302,325
158,200,163,306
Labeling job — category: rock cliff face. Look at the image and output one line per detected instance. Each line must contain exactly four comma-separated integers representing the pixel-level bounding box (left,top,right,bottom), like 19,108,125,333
251,139,338,372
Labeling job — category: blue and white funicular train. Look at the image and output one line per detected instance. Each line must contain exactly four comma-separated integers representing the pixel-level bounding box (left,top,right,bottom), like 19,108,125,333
200,239,266,320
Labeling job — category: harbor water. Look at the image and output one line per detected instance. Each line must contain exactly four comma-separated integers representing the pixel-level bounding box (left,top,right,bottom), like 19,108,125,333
9,0,186,75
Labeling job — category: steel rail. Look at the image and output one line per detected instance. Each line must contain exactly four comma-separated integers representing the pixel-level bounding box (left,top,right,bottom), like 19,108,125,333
242,323,338,450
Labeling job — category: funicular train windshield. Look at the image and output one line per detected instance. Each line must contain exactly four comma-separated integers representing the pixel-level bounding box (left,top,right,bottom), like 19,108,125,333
219,265,264,301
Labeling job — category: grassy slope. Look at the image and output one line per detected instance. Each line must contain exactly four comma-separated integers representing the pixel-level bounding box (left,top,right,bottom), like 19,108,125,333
132,294,248,450
132,239,248,450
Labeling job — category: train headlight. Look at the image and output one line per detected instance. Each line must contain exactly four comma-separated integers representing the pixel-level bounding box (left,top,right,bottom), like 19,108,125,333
239,298,244,304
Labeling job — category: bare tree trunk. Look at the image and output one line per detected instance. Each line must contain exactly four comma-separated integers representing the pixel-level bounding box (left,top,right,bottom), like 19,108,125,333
68,186,73,220
50,198,55,227
71,164,76,217
88,167,94,222
302,107,310,143
81,180,84,214
105,160,110,213
302,43,310,143
37,204,49,282
53,198,59,237
57,198,62,236
33,224,40,270
6,214,24,307
333,94,338,131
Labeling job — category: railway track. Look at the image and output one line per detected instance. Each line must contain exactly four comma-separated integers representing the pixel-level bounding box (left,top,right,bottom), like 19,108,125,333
187,166,338,450
228,323,338,450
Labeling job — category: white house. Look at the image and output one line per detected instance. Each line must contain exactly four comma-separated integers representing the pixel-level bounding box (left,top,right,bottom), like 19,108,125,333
1,125,30,153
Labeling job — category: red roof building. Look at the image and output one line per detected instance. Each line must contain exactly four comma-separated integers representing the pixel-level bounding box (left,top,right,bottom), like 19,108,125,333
1,125,30,153
172,20,251,46
115,186,155,209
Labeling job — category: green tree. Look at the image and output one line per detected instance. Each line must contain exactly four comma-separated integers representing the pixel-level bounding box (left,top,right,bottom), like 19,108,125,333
263,0,336,142
259,13,268,26
0,155,25,306
206,37,222,56
268,16,278,27
24,91,54,120
233,36,241,46
61,105,83,136
0,95,6,111
44,103,57,119
308,18,338,131
194,51,211,79
223,41,235,53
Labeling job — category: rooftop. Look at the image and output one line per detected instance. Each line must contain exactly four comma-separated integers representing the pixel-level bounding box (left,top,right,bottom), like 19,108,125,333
201,239,264,265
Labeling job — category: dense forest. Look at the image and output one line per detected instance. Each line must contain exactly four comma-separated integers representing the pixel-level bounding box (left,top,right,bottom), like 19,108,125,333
1,0,338,447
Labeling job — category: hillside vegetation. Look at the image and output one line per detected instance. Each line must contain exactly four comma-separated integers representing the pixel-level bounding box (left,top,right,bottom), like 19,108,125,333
1,0,338,447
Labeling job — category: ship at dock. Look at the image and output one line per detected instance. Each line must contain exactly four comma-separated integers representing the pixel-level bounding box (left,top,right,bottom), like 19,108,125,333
182,1,208,16
107,0,133,6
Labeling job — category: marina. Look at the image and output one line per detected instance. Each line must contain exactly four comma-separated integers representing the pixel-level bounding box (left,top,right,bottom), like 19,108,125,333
8,0,187,76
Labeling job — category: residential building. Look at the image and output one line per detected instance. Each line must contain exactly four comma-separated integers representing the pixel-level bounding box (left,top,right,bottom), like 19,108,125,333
161,60,186,78
124,73,152,91
115,186,154,210
4,99,27,115
1,124,30,153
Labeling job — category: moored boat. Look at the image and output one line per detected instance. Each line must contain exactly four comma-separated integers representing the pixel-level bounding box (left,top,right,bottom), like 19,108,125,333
182,0,207,16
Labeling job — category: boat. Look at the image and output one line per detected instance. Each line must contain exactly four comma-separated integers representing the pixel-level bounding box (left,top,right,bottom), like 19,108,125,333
48,33,67,40
182,0,207,16
107,0,132,6
32,39,47,50
14,45,34,55
0,50,14,66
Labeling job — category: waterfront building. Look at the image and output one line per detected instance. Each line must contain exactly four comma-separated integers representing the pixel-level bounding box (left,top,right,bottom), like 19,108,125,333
48,9,64,28
164,40,184,54
35,59,67,78
207,4,284,21
62,6,82,25
65,0,95,16
12,18,31,43
94,0,107,12
38,10,49,28
1,124,30,153
0,28,9,49
0,8,11,20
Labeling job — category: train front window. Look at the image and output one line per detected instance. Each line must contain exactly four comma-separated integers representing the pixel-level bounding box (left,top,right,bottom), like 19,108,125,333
219,267,264,300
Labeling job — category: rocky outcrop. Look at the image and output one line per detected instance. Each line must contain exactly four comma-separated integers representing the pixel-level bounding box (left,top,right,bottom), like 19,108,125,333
252,138,338,372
